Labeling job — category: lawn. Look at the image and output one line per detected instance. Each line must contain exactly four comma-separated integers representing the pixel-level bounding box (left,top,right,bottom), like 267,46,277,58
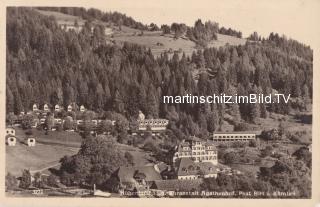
112,34,197,57
15,128,82,147
208,34,247,48
6,143,79,176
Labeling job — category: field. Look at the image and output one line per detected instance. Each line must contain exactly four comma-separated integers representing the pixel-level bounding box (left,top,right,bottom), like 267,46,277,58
15,128,83,147
6,142,78,176
6,128,153,177
35,9,247,58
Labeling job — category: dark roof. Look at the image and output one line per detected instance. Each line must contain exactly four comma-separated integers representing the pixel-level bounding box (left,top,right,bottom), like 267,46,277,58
153,179,203,191
176,158,218,176
155,162,169,173
177,139,217,151
117,165,162,183
133,171,146,179
213,131,258,135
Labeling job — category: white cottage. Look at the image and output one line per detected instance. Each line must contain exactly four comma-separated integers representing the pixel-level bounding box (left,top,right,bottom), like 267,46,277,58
80,105,86,112
27,138,36,147
43,104,49,112
7,137,17,146
55,104,60,112
6,127,15,137
67,105,73,112
32,104,38,111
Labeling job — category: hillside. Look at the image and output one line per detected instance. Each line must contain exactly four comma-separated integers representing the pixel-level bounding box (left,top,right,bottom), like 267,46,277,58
35,9,247,57
6,7,312,136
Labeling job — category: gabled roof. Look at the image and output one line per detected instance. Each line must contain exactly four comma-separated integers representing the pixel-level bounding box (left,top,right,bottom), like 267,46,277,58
175,158,218,176
213,131,258,135
117,165,162,183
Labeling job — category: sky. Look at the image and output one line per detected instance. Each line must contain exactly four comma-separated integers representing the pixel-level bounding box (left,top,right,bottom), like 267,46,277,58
91,0,320,46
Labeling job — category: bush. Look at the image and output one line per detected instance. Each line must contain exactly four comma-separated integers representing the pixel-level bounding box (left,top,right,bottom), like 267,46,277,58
142,141,158,152
232,141,246,148
25,129,33,136
5,173,18,191
234,122,252,131
124,152,134,166
249,140,257,147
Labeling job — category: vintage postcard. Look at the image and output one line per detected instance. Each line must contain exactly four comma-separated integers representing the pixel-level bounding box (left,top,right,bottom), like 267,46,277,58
1,0,319,206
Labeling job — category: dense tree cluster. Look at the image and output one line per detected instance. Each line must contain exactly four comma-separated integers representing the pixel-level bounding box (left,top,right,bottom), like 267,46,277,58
219,27,242,38
6,8,312,140
59,135,128,186
36,7,148,30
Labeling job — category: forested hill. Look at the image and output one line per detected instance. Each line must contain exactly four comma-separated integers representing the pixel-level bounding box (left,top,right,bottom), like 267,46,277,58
6,7,312,138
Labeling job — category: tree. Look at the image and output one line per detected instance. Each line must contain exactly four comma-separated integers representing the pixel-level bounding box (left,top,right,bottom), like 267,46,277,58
5,173,18,191
97,120,114,135
6,112,17,126
45,113,55,132
293,147,312,168
223,152,238,164
161,24,171,34
143,141,158,152
63,116,74,130
60,135,128,186
21,114,35,129
33,172,42,188
113,113,129,134
47,174,59,187
124,152,134,166
20,169,32,189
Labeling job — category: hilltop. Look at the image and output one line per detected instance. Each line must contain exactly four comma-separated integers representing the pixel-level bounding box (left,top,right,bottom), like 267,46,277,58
35,8,247,57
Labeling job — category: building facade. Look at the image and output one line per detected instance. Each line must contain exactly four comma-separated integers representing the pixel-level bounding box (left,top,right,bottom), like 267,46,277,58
6,127,15,137
173,138,218,165
137,111,169,131
212,132,256,142
175,157,218,180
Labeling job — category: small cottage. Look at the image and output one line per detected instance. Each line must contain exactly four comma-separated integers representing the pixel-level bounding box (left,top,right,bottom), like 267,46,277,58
7,136,16,146
27,137,36,147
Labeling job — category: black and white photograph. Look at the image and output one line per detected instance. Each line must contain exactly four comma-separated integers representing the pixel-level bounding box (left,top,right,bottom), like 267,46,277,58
2,0,319,203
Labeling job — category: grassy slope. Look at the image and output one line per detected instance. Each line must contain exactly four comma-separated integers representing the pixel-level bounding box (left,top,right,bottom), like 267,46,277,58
35,9,247,58
7,128,153,176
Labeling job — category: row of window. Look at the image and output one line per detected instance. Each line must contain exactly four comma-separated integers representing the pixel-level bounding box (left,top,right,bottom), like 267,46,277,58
179,151,216,156
214,135,255,139
183,146,214,151
179,176,199,180
6,130,15,134
213,139,253,141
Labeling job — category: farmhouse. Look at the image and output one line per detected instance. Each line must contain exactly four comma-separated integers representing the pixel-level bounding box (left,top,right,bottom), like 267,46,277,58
6,127,15,137
173,138,218,165
174,157,218,180
7,136,17,146
137,111,169,132
212,132,256,142
112,164,165,193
